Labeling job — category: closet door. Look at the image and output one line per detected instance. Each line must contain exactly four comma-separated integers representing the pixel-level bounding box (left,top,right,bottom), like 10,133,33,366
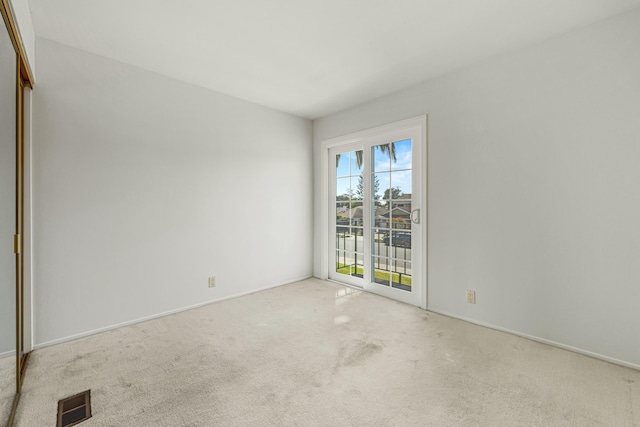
0,9,17,425
1,3,31,424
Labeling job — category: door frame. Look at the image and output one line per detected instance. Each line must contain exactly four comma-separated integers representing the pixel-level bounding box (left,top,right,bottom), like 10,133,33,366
319,115,428,309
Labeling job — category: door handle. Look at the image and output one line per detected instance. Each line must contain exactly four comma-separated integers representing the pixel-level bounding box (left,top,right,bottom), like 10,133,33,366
411,209,420,224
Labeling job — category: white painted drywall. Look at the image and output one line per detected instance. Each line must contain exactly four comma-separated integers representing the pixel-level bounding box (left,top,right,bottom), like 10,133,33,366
27,0,640,119
314,8,640,367
9,0,35,78
32,38,313,346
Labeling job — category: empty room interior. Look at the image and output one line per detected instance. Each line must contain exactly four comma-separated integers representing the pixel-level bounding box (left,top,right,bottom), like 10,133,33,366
2,0,640,426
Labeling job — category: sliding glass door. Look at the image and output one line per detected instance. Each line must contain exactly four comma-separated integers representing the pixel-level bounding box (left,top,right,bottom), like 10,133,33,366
327,118,426,307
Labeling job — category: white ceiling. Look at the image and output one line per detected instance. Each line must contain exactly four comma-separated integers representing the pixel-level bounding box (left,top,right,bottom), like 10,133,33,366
29,0,640,119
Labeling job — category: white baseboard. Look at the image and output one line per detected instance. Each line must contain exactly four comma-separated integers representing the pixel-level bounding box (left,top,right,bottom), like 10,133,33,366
33,275,312,351
0,350,13,358
427,307,640,371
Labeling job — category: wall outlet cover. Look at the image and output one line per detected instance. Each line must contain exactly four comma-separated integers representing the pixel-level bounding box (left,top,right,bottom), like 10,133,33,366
466,290,476,304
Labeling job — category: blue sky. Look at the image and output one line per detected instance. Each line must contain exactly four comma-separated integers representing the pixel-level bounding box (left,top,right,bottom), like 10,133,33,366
336,139,412,199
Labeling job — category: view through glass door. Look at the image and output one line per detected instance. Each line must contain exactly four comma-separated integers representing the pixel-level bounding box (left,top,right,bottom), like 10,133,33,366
333,148,364,286
371,139,414,291
327,118,425,307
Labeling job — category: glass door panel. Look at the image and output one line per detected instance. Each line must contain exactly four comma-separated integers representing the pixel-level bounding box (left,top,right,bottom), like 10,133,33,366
332,150,365,285
371,139,413,290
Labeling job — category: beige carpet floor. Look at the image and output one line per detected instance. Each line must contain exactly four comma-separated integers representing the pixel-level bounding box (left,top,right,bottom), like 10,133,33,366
14,278,640,426
1,354,15,426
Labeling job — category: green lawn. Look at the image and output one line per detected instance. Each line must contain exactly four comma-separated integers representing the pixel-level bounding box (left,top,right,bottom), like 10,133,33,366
336,264,412,287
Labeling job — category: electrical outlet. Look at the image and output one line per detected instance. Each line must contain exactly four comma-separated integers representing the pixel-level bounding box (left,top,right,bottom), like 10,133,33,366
208,276,216,288
466,290,476,304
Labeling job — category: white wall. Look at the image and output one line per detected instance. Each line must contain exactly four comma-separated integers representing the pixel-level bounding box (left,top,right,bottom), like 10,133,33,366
33,38,313,346
314,8,640,367
9,0,35,78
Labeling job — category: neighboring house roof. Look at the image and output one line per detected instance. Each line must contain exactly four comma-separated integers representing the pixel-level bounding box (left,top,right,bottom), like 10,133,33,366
341,205,407,220
380,207,411,218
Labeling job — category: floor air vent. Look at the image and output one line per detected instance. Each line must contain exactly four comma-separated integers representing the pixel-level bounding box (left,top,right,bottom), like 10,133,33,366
57,390,92,427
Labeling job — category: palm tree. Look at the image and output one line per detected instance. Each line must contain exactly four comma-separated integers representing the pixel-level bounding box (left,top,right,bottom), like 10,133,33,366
336,143,396,169
377,143,397,164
